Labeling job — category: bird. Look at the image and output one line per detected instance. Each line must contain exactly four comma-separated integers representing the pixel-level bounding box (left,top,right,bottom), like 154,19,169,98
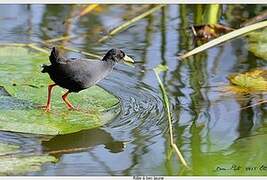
41,47,134,112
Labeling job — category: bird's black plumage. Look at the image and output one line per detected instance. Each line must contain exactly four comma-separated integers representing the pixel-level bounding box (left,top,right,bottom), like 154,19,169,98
41,47,133,112
42,47,127,92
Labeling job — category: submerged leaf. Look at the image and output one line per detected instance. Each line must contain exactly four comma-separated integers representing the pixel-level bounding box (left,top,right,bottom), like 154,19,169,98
248,29,267,60
0,142,56,175
0,46,120,135
0,142,19,156
0,155,56,175
153,64,168,74
226,69,267,93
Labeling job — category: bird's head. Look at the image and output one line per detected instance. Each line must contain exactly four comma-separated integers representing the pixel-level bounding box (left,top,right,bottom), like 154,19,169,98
102,48,134,64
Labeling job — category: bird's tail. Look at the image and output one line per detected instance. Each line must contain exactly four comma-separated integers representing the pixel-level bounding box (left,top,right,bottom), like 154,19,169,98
49,47,60,65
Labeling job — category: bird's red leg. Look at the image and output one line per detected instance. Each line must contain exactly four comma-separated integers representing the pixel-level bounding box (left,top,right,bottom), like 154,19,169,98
44,84,57,112
62,91,75,110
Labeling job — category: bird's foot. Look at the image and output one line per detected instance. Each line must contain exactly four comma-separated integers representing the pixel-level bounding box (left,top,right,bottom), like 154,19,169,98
67,104,81,111
44,107,51,112
36,105,51,112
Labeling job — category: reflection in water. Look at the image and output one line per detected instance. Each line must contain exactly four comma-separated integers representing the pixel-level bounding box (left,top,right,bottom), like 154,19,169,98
42,128,125,157
1,4,267,176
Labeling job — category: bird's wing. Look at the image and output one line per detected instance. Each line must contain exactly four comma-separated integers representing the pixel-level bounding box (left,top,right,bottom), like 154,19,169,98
57,60,113,88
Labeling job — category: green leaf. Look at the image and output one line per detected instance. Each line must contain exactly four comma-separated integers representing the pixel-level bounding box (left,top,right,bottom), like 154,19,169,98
153,64,168,74
0,142,20,156
248,29,267,60
0,155,57,175
227,69,267,93
0,46,120,135
0,142,56,175
230,69,267,91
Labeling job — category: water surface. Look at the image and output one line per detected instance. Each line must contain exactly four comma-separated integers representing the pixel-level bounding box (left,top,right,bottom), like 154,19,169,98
0,4,267,176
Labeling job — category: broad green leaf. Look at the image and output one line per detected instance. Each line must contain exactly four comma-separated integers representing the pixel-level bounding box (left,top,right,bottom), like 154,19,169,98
0,142,56,175
0,46,120,135
0,142,19,156
248,29,267,60
226,69,267,93
0,155,57,175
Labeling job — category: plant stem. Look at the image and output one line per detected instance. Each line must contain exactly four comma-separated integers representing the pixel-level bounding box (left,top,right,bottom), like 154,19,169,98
44,35,78,43
60,46,102,59
78,4,98,17
28,44,49,54
204,4,220,24
153,69,189,168
180,20,267,59
194,4,203,24
0,43,101,59
98,5,165,43
0,43,49,54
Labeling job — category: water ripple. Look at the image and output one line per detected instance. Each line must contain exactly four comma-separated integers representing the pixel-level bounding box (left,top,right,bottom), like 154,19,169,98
99,64,167,141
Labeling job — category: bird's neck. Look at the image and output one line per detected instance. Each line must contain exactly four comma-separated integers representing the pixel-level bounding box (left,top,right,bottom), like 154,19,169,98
102,59,116,66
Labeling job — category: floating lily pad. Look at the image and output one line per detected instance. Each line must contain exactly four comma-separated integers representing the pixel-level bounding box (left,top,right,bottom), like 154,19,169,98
226,69,267,93
248,29,267,60
0,46,120,135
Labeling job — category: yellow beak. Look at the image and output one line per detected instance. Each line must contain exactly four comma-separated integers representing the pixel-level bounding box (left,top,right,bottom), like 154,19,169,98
123,55,134,63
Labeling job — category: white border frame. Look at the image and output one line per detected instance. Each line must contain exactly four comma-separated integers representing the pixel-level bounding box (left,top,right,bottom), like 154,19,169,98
0,0,267,4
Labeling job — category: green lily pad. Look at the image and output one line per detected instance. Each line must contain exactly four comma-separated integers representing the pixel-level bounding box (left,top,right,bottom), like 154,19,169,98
248,29,267,60
0,46,120,135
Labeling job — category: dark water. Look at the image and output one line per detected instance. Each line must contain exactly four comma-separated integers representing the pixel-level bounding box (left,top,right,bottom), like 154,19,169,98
1,4,267,175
